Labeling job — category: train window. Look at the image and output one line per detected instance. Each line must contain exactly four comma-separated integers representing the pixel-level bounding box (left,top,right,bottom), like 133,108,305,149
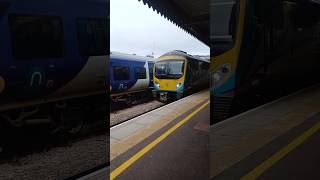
9,14,64,59
135,67,146,79
77,18,107,56
211,0,239,56
113,66,130,80
155,60,184,79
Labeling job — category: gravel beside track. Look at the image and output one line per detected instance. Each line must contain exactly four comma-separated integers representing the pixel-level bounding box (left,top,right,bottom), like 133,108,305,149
110,100,164,127
0,100,163,179
0,133,108,180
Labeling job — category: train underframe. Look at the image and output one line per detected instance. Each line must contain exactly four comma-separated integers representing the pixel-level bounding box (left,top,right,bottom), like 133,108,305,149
111,90,153,106
152,91,184,103
0,94,107,136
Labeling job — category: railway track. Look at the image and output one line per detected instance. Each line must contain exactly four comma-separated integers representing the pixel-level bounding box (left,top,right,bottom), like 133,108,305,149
0,117,108,180
0,116,107,163
110,100,165,127
110,92,155,112
110,89,209,127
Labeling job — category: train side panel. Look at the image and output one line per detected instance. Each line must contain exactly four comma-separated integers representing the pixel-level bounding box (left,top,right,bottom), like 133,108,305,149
110,53,154,102
211,0,320,123
0,0,108,111
0,0,108,133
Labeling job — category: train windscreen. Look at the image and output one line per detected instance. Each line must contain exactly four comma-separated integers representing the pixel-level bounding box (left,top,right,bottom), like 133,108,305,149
155,60,184,79
211,0,238,56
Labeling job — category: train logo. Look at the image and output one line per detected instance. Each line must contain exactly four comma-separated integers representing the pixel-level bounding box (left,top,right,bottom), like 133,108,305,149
27,68,46,89
30,71,43,87
118,83,127,90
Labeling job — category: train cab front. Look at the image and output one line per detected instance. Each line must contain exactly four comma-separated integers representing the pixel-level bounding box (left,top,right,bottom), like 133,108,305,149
152,58,186,102
211,0,243,124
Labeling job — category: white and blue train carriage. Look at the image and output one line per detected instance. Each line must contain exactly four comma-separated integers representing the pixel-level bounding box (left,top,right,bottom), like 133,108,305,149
0,0,108,134
110,51,155,103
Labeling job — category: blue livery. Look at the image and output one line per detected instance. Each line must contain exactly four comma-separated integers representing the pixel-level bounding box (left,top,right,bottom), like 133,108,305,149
0,0,108,111
0,0,108,133
110,51,155,102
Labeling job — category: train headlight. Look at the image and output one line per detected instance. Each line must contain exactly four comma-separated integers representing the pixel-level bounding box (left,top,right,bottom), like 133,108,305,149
154,82,160,89
211,63,231,89
176,83,182,89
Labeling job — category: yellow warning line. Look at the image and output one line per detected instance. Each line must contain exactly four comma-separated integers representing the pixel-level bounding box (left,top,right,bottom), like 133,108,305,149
241,121,320,180
110,100,210,180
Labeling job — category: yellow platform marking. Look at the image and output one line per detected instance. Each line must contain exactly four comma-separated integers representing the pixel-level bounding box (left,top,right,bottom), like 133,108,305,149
210,85,320,178
241,121,320,180
110,100,210,180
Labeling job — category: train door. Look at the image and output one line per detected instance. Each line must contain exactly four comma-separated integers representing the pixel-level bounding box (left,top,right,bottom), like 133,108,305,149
47,17,108,99
68,18,107,95
188,59,199,91
148,61,154,89
199,61,209,87
183,59,190,92
130,65,148,91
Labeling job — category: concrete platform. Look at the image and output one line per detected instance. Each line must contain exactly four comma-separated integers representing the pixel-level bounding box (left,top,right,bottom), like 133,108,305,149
110,90,209,161
211,84,320,179
110,90,210,179
77,167,109,180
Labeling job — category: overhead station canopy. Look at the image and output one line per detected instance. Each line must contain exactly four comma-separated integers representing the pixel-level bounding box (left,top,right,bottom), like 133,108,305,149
302,0,320,4
138,0,318,47
291,0,320,25
138,0,209,46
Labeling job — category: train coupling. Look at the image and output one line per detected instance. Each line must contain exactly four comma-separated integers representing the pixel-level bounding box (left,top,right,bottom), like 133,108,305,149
159,92,168,102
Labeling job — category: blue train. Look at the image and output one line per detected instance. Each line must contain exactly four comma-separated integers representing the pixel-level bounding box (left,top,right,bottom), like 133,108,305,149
0,0,108,133
110,51,155,103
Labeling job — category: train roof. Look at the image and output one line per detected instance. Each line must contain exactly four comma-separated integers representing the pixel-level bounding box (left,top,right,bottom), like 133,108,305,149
159,50,210,63
110,51,156,62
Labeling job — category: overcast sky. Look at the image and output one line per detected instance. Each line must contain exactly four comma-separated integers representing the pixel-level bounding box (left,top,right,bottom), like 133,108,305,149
110,0,209,58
